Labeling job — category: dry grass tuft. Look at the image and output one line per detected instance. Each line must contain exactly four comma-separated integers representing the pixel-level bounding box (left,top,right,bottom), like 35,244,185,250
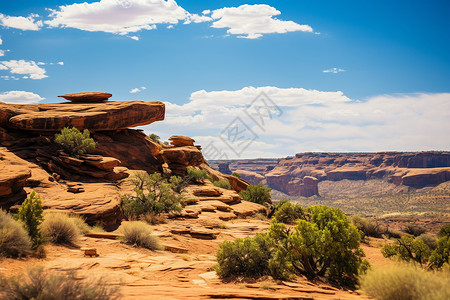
0,209,31,257
121,221,162,250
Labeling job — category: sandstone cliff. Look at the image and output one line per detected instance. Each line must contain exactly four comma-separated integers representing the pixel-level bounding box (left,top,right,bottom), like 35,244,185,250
210,152,450,197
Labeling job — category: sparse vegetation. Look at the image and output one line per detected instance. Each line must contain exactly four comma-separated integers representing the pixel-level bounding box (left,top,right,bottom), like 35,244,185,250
121,172,183,219
352,215,384,239
272,200,306,224
360,263,450,300
438,224,450,238
121,221,162,250
216,205,369,285
148,133,160,142
213,179,231,189
185,167,212,184
404,224,427,237
231,172,241,178
54,127,96,156
0,266,120,300
16,191,44,248
0,209,31,257
429,226,450,269
239,184,271,206
417,233,438,250
40,212,80,244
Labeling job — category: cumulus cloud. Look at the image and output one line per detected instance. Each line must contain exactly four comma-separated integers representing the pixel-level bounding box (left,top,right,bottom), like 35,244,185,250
323,67,345,74
46,0,190,34
209,4,313,39
145,86,450,158
0,91,44,104
0,60,48,79
0,13,43,31
0,36,2,45
130,86,147,93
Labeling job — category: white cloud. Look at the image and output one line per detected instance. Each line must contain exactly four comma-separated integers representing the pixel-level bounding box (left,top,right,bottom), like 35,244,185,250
130,86,147,93
57,61,64,65
209,4,313,39
167,25,174,29
46,0,190,34
0,91,44,104
323,67,345,74
0,50,7,57
0,36,2,45
0,60,48,79
37,62,46,65
130,36,139,40
0,13,43,31
145,86,450,158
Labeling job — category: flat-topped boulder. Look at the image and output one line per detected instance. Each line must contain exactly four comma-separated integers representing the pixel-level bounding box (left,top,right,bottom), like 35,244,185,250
169,135,195,147
58,92,112,102
0,100,165,131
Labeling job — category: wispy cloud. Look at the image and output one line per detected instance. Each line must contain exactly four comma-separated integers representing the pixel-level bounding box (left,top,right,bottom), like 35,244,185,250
323,67,345,74
208,4,313,39
130,86,147,93
0,59,47,79
0,90,44,104
0,13,43,31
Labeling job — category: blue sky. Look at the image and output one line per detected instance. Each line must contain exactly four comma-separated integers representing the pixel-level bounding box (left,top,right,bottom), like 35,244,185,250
1,0,449,158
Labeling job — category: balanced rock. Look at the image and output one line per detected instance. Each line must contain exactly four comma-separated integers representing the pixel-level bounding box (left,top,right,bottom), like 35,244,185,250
169,135,195,147
0,100,165,131
58,92,112,103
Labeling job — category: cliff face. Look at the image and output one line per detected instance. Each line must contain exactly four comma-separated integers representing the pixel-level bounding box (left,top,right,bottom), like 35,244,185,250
210,152,450,197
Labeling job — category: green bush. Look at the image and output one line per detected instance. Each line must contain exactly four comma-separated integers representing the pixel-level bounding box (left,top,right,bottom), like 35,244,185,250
231,172,241,178
352,215,384,239
360,263,450,300
215,234,274,278
148,133,160,142
16,191,44,248
40,213,80,244
0,266,120,300
382,235,431,265
121,221,161,250
272,200,306,224
417,233,438,250
213,179,231,189
270,205,368,285
185,167,212,184
438,224,450,238
404,224,426,237
429,236,450,269
215,205,368,285
0,209,31,257
121,172,182,219
239,183,271,206
54,127,95,156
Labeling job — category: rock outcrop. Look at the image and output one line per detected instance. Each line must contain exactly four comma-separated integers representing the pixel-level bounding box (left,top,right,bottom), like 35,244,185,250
0,93,250,224
0,100,165,131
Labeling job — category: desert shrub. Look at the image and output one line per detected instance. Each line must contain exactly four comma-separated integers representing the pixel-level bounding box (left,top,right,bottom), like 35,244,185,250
121,172,182,219
169,175,185,193
269,205,368,285
239,183,271,206
404,224,426,237
360,263,450,300
185,167,212,184
0,266,120,300
121,221,161,250
216,205,368,285
429,235,450,269
70,214,91,235
382,235,431,265
54,127,95,156
140,212,166,225
352,215,384,238
148,133,160,142
438,224,450,238
215,234,274,278
417,233,438,250
231,172,241,178
272,200,306,224
0,209,31,257
16,191,44,248
213,179,231,189
41,213,80,244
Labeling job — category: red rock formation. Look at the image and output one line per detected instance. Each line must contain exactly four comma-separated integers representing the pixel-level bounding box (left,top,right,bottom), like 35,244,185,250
0,100,165,131
58,92,112,102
